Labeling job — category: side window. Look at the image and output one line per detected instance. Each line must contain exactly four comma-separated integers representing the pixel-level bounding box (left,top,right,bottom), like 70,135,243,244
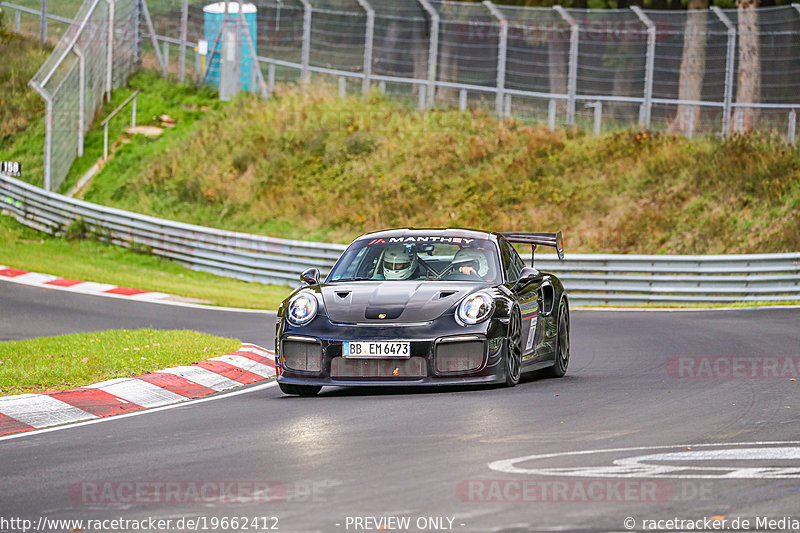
500,240,521,283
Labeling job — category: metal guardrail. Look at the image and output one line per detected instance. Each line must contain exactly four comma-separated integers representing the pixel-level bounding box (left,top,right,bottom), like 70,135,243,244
1,174,799,306
0,174,345,286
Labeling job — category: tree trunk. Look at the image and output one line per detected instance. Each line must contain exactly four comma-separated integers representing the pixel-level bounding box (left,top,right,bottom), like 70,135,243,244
736,0,761,131
668,0,707,135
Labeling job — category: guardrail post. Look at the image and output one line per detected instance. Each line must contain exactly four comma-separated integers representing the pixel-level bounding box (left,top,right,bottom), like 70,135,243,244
356,0,375,95
554,6,578,127
712,7,736,137
74,46,86,157
788,110,796,145
483,1,508,118
40,0,47,46
105,0,115,101
178,0,188,82
631,6,655,128
417,0,439,107
299,0,312,82
586,101,602,135
548,99,556,131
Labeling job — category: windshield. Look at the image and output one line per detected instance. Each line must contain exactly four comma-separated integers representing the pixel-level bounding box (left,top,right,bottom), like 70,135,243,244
327,236,501,283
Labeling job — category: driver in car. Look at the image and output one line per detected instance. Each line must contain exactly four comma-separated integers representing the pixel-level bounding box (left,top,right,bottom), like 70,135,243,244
452,247,490,280
373,244,423,280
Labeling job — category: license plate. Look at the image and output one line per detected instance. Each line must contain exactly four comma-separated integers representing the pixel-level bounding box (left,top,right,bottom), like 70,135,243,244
342,341,411,359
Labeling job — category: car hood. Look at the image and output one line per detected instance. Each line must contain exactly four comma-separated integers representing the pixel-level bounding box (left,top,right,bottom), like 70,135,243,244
320,281,485,323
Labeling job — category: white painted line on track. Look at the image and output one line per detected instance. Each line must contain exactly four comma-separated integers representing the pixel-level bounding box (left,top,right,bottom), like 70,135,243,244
488,441,800,479
0,380,279,442
574,305,800,312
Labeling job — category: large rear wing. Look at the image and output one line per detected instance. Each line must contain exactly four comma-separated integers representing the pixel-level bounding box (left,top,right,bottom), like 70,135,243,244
500,232,565,261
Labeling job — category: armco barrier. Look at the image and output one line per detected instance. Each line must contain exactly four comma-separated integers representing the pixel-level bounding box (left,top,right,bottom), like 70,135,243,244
2,174,799,306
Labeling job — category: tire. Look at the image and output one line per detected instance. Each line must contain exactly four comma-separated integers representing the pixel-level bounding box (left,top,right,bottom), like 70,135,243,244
545,299,570,378
279,383,322,396
504,307,522,387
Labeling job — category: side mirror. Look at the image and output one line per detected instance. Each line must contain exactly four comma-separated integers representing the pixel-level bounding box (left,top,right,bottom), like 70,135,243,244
514,266,543,289
300,267,320,286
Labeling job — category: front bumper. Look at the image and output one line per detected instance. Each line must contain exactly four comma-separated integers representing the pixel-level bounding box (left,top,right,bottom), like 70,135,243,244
276,317,508,387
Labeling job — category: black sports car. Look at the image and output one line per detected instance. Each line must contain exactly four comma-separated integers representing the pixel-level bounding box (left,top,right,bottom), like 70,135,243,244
275,228,570,396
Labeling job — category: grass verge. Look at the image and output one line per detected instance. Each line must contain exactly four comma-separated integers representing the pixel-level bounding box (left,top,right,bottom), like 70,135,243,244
0,329,241,396
81,83,800,254
0,213,293,310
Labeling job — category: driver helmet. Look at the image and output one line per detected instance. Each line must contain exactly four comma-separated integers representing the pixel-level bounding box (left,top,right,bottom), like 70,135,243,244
382,244,418,280
453,247,490,278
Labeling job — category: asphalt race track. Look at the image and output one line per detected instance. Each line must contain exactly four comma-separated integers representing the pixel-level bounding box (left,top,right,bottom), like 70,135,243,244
1,284,799,533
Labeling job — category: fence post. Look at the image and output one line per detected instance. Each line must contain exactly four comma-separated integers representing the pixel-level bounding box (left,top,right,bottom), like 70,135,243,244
105,0,115,101
236,9,268,98
29,82,53,190
356,0,375,95
586,101,602,135
712,7,736,137
459,89,467,111
483,1,508,118
40,0,47,46
417,0,439,107
268,63,275,96
631,6,655,128
789,110,797,145
339,76,346,97
418,84,426,111
74,46,86,157
685,106,695,140
299,0,312,82
162,41,170,75
15,9,21,33
178,0,188,83
548,99,556,131
554,6,578,127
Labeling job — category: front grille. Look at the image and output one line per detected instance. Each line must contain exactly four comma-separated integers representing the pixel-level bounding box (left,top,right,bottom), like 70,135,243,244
282,340,323,372
331,357,427,378
435,340,485,373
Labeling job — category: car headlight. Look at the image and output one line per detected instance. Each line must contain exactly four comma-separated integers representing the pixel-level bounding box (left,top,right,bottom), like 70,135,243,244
456,291,494,326
286,292,318,326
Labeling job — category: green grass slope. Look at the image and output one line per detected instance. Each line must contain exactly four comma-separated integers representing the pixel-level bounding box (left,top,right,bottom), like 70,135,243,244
83,84,800,254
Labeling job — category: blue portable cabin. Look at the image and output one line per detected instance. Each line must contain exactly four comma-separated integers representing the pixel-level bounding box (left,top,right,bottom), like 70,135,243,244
203,2,258,91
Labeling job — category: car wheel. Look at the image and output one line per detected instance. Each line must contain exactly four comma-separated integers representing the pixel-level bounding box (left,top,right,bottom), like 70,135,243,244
279,383,322,396
504,307,522,387
546,299,569,378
